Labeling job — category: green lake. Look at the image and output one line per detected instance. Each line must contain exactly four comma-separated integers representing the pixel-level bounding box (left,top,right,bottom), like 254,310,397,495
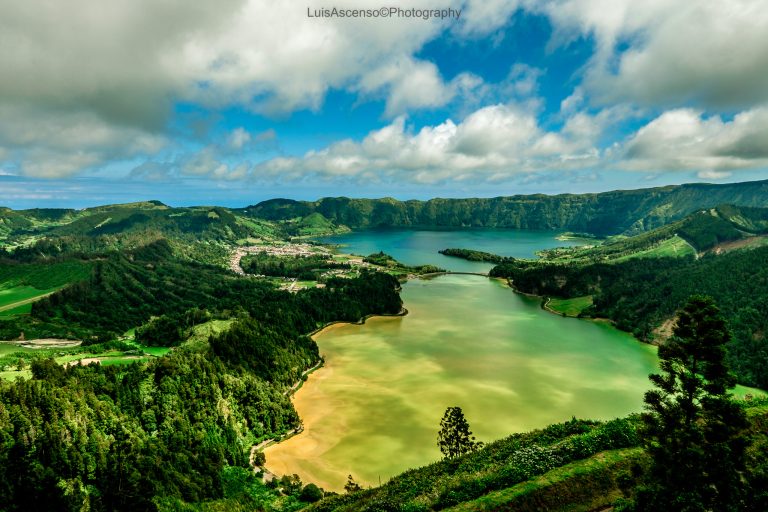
265,230,761,492
265,275,659,491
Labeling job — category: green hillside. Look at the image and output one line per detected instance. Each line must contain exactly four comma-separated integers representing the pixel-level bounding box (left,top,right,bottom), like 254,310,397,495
531,204,768,264
0,202,283,266
242,179,768,236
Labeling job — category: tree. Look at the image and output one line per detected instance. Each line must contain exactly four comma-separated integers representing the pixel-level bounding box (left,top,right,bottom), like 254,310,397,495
437,406,482,459
635,296,748,511
299,483,324,502
344,474,362,493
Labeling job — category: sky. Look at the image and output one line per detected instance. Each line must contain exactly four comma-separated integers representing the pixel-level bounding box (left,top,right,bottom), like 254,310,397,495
1,0,768,209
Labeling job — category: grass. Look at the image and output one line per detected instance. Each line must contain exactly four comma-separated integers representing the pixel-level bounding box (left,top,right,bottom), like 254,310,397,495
141,346,172,357
0,340,169,381
0,343,35,356
100,356,151,366
183,319,236,351
546,296,593,317
0,369,32,380
537,235,696,266
0,303,32,317
0,285,56,307
445,447,646,512
613,235,696,262
0,260,92,290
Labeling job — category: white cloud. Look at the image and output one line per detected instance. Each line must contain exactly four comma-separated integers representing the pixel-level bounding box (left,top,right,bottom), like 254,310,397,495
253,103,603,184
0,0,528,178
534,0,768,108
457,0,520,36
248,101,768,186
697,170,732,180
0,106,167,178
227,128,252,150
4,0,767,184
619,106,768,171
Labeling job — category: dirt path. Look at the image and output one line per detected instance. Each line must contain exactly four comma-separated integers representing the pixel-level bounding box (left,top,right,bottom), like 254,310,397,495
0,291,56,313
285,359,324,396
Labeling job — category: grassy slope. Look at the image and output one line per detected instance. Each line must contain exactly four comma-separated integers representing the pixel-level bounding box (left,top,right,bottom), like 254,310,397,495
308,418,642,512
1,202,284,266
0,261,94,318
546,296,593,317
446,448,645,512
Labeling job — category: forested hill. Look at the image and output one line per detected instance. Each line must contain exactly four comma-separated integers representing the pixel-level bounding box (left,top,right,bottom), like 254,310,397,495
242,179,768,236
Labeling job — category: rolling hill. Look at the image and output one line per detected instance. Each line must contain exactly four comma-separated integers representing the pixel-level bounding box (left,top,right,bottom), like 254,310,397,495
241,179,768,236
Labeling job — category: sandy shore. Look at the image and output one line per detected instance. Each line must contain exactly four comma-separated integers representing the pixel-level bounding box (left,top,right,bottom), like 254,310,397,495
262,360,348,492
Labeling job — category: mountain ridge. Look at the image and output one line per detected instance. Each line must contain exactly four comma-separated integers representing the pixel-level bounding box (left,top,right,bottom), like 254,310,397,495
241,178,768,236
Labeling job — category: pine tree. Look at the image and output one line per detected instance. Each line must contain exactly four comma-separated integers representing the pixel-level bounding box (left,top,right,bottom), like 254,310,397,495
344,474,362,493
437,406,482,459
636,295,748,511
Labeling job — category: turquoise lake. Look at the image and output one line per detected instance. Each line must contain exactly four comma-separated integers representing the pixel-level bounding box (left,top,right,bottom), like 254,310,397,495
315,228,583,272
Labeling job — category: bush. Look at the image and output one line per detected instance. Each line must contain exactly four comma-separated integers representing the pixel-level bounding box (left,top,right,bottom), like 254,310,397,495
299,483,323,503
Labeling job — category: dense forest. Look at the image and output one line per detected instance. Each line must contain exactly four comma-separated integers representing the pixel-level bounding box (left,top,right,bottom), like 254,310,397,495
243,179,768,236
438,248,509,264
0,235,403,510
0,353,299,511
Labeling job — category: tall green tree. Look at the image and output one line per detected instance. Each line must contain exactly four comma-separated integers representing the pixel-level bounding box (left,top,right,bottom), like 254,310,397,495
437,406,482,459
636,295,748,511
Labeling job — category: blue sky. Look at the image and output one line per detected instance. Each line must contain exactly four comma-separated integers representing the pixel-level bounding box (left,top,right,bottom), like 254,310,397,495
1,1,768,209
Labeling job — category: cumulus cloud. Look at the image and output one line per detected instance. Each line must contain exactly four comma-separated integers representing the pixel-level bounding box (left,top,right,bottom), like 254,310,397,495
618,107,768,172
0,0,528,178
534,0,768,109
129,127,275,182
3,0,767,184
253,104,603,184
248,101,768,186
0,106,167,178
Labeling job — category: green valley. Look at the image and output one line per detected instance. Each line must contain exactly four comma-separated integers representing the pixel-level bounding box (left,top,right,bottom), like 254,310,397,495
0,184,767,511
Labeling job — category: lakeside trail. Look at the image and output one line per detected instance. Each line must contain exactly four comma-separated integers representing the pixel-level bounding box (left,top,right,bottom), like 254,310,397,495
250,308,409,482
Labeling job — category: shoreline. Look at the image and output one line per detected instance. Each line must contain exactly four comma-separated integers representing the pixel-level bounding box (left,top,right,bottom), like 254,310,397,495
503,278,616,326
306,307,409,338
253,307,410,480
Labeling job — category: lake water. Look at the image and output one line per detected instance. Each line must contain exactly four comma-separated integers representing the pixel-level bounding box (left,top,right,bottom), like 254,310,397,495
266,229,763,492
264,274,661,491
315,228,583,272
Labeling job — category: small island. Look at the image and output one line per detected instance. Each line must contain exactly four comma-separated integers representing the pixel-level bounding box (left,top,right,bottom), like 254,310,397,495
438,248,510,264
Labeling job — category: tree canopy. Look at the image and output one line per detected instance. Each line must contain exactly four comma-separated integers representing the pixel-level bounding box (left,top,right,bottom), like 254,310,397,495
437,406,483,459
635,296,748,511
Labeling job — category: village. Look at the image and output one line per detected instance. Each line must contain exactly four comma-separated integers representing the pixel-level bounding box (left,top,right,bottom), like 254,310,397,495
228,240,381,291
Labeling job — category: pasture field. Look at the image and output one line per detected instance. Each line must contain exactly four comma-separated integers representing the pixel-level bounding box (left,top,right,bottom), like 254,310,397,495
546,296,594,317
